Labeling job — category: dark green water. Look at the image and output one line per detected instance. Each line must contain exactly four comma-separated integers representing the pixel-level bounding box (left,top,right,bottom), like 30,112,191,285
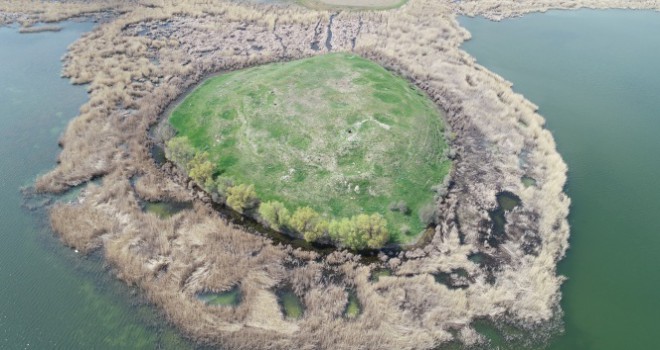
460,10,660,350
0,22,193,349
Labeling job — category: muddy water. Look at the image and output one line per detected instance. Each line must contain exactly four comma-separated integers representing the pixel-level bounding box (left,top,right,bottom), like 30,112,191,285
460,9,660,350
0,22,194,349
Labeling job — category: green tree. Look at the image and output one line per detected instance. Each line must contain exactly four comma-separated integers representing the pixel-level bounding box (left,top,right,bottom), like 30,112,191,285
226,184,258,213
329,217,356,246
290,207,328,241
165,136,195,171
258,201,290,230
353,213,389,249
290,206,319,233
329,214,389,250
187,152,215,190
304,219,329,242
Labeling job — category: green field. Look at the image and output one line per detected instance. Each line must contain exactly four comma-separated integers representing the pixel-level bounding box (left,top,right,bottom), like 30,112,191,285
168,53,450,244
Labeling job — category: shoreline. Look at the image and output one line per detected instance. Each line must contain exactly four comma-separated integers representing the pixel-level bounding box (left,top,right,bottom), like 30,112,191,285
3,0,659,348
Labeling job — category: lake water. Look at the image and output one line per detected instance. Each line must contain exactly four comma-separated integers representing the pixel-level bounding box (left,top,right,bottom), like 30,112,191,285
0,22,193,349
460,9,660,350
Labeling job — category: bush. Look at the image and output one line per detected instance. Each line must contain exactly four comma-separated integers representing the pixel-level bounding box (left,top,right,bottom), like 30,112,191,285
165,136,195,171
187,152,215,190
258,201,290,230
290,207,318,232
289,207,323,240
353,214,389,249
329,214,389,250
226,184,258,213
304,219,329,242
329,217,354,244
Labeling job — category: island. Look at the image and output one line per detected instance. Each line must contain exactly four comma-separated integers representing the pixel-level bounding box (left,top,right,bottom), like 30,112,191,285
3,0,658,348
162,53,450,249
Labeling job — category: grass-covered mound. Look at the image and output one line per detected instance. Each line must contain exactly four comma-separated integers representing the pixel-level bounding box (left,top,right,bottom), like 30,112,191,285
167,53,450,248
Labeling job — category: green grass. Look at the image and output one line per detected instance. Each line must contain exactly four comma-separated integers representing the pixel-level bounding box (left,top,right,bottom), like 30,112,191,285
169,53,450,243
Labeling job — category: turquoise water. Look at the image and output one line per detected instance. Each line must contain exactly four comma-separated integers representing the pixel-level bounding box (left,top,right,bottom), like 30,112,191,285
460,10,660,349
0,22,192,349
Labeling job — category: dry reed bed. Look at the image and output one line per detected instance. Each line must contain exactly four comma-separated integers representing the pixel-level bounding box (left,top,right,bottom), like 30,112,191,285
456,0,660,20
4,0,659,348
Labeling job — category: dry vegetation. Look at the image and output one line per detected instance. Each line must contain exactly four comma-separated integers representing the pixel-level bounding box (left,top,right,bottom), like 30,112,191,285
456,0,660,20
4,0,659,348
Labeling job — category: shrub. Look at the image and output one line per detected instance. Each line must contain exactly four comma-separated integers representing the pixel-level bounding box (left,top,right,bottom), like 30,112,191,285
258,201,290,230
226,184,258,213
165,136,195,171
329,214,389,250
353,213,389,249
289,207,320,237
285,206,330,242
329,217,354,244
187,152,215,190
304,219,329,243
